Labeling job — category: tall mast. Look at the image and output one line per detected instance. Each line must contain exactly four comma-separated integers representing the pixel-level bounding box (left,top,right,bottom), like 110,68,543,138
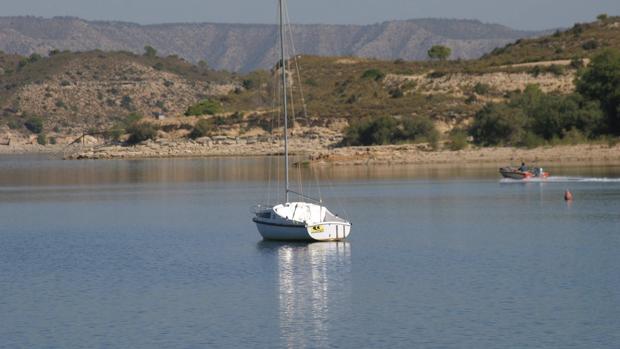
280,0,289,202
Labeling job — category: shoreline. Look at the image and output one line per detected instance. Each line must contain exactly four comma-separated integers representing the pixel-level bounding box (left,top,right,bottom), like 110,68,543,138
2,141,620,168
307,143,620,167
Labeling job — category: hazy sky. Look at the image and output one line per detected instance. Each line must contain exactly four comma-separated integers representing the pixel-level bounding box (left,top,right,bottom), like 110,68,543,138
3,0,620,30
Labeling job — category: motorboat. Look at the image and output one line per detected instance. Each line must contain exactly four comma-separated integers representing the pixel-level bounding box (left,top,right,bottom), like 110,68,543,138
499,166,549,180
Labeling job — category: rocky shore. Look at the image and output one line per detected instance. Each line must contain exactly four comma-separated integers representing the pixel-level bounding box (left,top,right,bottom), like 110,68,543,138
3,134,619,168
62,135,339,160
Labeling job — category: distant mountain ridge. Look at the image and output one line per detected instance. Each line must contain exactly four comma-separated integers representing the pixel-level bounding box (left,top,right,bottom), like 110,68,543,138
0,16,544,72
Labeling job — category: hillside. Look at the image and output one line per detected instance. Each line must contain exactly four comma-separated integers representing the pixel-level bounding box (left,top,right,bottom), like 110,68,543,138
230,16,620,125
0,16,619,148
0,16,542,72
0,50,238,138
481,16,620,66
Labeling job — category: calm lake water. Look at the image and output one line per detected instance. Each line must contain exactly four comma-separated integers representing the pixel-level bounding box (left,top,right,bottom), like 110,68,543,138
1,155,619,348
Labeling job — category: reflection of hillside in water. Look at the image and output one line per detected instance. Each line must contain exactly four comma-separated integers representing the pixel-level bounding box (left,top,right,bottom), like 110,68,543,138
0,157,281,186
2,156,619,188
258,241,351,349
0,155,497,188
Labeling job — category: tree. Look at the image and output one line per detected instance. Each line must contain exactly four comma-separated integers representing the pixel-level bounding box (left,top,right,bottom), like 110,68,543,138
143,45,157,58
197,60,209,70
427,45,452,61
597,13,608,21
469,103,527,146
576,49,620,134
527,93,603,140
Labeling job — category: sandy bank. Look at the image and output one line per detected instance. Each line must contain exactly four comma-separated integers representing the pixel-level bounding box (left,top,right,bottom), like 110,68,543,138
3,138,619,168
307,143,620,167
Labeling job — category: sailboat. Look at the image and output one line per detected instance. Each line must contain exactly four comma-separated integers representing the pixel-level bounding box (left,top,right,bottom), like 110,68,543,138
252,0,352,241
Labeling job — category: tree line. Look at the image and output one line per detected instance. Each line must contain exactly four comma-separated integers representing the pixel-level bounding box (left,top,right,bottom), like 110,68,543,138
471,49,620,146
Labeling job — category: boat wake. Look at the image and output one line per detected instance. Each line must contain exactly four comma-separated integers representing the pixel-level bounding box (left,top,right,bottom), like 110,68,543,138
500,176,620,183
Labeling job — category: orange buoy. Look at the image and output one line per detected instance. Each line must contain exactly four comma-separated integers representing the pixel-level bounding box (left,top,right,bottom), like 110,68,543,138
564,190,574,201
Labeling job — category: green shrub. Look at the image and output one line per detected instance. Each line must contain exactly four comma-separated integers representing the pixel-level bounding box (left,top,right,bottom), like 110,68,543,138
519,132,545,149
126,123,157,144
570,57,585,69
304,78,318,87
470,84,606,146
361,69,385,81
25,117,44,134
121,95,134,110
342,116,398,146
55,100,67,109
29,53,42,63
448,129,469,150
562,128,587,145
229,111,244,124
345,94,359,104
36,134,47,145
527,93,603,140
469,103,527,146
473,82,491,95
576,49,620,134
582,40,599,51
465,95,477,104
185,99,221,116
427,71,447,79
342,115,439,147
105,128,123,142
400,116,438,143
124,113,143,126
49,137,57,145
190,119,212,139
389,88,404,98
529,66,542,77
7,119,22,130
242,79,257,90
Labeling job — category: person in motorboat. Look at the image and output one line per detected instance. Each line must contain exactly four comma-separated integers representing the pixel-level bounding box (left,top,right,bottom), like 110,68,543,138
499,162,549,179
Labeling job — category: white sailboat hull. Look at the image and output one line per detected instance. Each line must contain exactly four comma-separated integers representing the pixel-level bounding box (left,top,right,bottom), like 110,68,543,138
254,218,351,242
